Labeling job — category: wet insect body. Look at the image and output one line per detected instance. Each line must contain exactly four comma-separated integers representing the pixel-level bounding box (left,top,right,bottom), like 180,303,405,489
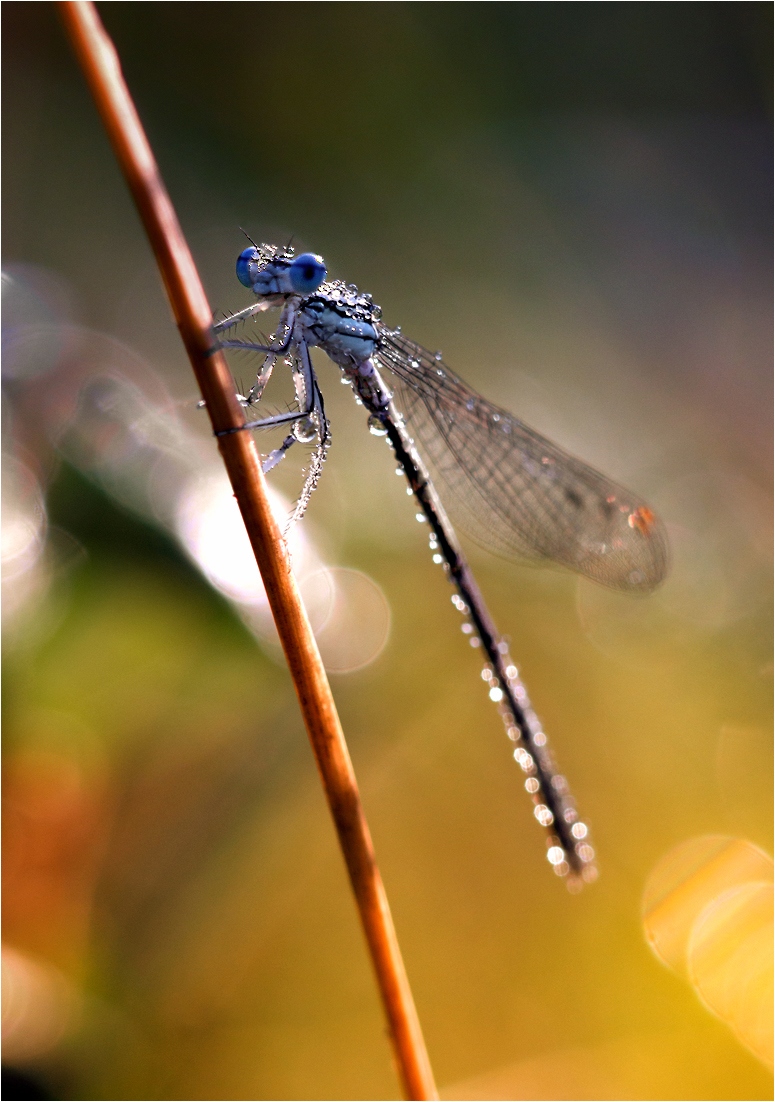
213,244,669,883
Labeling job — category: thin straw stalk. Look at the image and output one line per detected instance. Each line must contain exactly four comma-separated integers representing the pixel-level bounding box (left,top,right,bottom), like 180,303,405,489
57,4,437,1098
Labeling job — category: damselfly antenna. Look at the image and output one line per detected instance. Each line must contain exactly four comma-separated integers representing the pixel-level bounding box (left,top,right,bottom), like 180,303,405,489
239,226,259,249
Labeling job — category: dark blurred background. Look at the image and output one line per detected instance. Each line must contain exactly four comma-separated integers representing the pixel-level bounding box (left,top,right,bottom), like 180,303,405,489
2,3,772,1099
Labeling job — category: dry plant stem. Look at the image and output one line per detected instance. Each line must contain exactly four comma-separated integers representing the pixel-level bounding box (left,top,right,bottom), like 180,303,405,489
58,4,437,1098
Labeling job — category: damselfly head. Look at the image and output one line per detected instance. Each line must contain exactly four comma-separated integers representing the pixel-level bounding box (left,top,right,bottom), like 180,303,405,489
236,245,327,298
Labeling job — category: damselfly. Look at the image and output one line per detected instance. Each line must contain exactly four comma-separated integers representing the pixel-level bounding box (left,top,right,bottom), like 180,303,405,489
213,244,669,884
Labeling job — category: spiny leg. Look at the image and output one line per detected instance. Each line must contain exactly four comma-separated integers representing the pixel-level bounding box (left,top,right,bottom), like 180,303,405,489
213,301,271,335
284,374,331,534
262,432,297,473
242,352,277,406
217,341,319,438
220,333,293,357
216,407,311,436
217,326,330,524
216,298,295,349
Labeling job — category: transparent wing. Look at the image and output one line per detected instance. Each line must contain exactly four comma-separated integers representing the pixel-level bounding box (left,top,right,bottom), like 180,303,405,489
376,329,669,593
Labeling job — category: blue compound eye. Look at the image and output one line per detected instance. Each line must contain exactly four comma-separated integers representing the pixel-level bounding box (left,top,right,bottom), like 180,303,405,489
236,247,260,288
288,253,327,294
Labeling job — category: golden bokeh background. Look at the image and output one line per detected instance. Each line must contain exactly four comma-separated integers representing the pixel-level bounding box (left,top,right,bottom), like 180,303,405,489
3,4,772,1099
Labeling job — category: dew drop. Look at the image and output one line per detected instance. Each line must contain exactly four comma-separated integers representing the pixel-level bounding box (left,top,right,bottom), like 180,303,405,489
368,415,388,436
293,416,318,443
514,748,534,772
489,687,503,702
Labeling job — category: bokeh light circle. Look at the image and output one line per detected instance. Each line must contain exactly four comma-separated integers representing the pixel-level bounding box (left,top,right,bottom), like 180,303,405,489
642,834,773,974
299,567,391,674
174,468,322,605
688,881,773,1068
1,946,79,1062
